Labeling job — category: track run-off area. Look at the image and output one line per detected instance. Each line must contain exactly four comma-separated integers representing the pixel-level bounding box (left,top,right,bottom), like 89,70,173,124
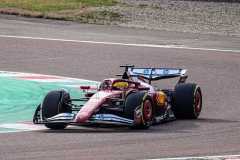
0,71,98,133
0,17,240,160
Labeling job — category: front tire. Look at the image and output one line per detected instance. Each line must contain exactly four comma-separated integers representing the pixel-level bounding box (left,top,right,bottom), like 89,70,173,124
125,92,153,129
172,83,202,119
42,90,71,130
140,98,153,129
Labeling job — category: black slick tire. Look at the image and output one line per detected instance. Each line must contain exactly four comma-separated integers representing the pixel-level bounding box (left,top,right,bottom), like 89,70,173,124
42,90,71,130
125,92,153,129
172,83,202,119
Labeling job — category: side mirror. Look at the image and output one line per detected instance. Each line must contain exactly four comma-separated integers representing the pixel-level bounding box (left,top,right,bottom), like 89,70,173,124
80,86,90,90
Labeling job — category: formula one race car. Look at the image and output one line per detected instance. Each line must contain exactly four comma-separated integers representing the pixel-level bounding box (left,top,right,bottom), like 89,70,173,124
33,65,202,129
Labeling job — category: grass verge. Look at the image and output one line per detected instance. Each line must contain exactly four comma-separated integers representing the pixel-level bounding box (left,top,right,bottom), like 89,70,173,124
0,0,121,24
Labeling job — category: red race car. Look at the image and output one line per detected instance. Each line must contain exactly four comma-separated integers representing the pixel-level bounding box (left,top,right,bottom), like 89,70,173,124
33,65,202,129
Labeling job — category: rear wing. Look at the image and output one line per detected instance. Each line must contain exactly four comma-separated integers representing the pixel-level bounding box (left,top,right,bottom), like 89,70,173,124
128,67,188,84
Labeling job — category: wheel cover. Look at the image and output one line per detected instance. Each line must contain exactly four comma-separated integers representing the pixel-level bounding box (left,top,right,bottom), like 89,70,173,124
194,89,202,113
143,100,153,121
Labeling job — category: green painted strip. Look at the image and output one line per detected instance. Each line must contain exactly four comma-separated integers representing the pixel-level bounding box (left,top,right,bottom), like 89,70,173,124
0,73,99,132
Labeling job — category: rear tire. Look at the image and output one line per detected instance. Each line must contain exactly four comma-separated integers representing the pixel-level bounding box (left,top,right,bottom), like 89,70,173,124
172,83,202,119
42,90,71,130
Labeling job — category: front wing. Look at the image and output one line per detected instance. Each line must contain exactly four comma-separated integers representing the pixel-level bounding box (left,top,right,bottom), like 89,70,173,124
34,111,175,127
34,113,135,126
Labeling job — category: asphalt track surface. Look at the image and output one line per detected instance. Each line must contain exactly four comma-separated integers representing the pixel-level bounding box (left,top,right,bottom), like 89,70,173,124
0,15,240,160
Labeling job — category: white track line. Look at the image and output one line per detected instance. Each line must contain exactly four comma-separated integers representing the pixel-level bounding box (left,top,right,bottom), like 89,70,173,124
0,123,45,132
0,34,239,53
147,154,240,160
0,70,99,83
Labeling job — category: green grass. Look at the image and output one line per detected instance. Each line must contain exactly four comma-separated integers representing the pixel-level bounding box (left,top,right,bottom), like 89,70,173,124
0,0,121,24
0,0,117,12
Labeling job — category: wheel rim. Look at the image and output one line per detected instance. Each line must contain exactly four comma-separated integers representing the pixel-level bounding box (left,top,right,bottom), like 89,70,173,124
143,100,153,121
194,89,202,113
